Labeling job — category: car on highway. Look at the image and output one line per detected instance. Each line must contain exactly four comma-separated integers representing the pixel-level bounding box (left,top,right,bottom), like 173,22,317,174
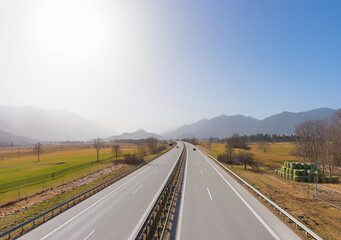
193,148,196,151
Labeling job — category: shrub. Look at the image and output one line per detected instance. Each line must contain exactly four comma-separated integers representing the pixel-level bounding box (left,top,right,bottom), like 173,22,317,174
123,153,144,164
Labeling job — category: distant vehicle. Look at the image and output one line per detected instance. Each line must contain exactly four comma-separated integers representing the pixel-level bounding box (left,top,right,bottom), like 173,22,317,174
176,146,179,148
193,148,196,151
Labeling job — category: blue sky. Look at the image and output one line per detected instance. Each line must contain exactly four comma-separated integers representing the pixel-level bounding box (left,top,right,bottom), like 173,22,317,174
0,0,340,133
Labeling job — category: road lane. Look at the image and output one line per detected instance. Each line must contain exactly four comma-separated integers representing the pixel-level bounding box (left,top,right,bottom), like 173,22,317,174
177,142,300,240
19,144,183,240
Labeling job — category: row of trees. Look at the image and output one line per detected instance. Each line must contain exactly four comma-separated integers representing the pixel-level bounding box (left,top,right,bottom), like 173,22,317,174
295,112,341,175
32,137,167,163
206,134,295,144
94,137,166,163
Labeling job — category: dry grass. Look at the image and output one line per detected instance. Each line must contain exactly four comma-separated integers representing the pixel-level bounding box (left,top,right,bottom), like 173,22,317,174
200,141,341,240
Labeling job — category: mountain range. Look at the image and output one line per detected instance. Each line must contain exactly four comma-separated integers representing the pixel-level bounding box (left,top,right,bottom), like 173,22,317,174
106,129,163,141
0,106,339,143
163,108,339,139
0,106,114,142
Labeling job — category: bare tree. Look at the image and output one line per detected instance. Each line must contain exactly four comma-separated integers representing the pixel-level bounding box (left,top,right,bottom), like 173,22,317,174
237,151,256,170
147,137,158,154
329,111,341,174
295,119,331,175
137,143,145,158
112,144,122,161
207,138,213,150
94,138,103,161
258,141,270,153
33,142,43,162
225,142,234,165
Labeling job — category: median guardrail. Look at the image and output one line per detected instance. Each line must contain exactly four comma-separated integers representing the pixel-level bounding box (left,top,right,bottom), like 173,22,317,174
135,145,186,240
199,147,323,240
0,147,174,240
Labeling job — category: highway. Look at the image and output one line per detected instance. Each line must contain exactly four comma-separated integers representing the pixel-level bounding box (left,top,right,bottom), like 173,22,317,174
176,142,301,240
19,144,183,240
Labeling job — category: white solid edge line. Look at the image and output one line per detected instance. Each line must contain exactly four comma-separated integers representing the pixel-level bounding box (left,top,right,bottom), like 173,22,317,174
197,149,281,240
200,170,203,175
83,229,95,240
175,143,188,240
39,150,175,240
128,143,184,240
206,187,213,200
132,184,144,195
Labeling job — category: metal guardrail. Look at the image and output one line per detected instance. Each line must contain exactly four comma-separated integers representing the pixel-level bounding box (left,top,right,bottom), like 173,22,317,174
199,148,323,240
160,146,186,240
135,145,185,240
0,148,174,240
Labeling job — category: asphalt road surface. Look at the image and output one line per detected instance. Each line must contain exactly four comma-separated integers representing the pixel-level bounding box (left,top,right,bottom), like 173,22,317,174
19,144,183,240
176,142,301,240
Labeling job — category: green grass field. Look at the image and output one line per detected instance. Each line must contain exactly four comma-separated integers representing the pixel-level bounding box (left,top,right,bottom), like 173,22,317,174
0,143,155,206
0,144,139,184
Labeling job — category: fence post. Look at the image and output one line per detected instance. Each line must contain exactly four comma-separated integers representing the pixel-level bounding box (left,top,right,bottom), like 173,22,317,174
314,175,318,198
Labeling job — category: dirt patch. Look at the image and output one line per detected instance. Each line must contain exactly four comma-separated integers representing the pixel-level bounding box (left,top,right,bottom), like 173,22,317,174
0,164,122,218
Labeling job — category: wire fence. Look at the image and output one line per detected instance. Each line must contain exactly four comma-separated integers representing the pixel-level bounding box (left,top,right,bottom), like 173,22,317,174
315,184,341,210
0,157,113,193
0,162,111,205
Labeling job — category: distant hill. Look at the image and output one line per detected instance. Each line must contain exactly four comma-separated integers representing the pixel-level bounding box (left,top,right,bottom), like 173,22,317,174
163,108,339,139
0,129,37,145
0,106,114,141
255,108,337,134
107,129,163,141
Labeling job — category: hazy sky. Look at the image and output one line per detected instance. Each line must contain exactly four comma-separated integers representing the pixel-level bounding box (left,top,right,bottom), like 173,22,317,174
1,0,340,134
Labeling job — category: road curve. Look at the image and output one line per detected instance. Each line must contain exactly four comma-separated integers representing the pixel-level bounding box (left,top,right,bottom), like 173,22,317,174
19,144,183,240
176,142,301,240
